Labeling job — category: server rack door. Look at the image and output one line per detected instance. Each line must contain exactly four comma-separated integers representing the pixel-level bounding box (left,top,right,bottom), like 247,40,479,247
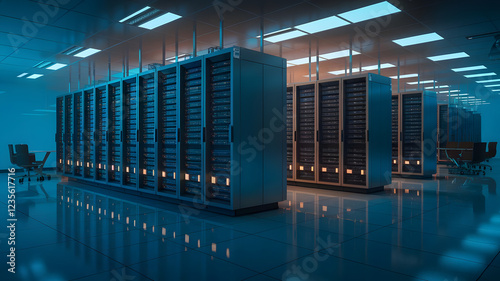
83,89,95,179
205,53,232,205
449,107,458,142
158,66,179,197
64,94,74,175
342,77,367,187
391,94,400,173
74,92,84,177
401,93,423,174
56,97,64,172
437,105,449,161
295,83,316,182
95,86,108,182
317,80,341,184
122,77,138,189
286,86,294,180
179,59,204,200
138,72,157,193
108,81,122,184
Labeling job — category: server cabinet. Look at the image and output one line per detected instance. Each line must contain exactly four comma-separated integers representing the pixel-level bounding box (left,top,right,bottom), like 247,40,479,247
157,64,179,197
122,76,138,188
95,85,108,182
138,71,157,193
295,83,316,182
397,91,437,177
473,113,481,142
342,74,391,189
56,97,64,173
108,80,122,185
286,86,294,180
179,58,204,200
448,106,458,142
64,94,74,175
83,88,95,179
74,91,84,177
317,79,341,185
437,104,449,162
391,94,399,173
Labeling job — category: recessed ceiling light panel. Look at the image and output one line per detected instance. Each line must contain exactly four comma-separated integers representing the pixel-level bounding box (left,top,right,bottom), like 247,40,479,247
295,16,349,34
338,1,401,23
427,52,469,61
451,65,487,72
393,32,443,46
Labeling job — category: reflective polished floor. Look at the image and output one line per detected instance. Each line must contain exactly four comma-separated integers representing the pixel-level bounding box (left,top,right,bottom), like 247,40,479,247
1,162,500,281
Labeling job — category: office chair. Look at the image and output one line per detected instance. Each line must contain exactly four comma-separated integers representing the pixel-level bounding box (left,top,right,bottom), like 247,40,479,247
13,144,50,183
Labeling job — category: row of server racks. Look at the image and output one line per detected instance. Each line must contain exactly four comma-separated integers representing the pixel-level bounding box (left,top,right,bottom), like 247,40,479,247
391,91,437,177
437,104,481,162
56,46,287,214
286,73,392,192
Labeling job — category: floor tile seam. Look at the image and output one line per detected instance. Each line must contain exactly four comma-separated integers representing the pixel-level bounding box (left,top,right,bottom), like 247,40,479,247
475,250,500,281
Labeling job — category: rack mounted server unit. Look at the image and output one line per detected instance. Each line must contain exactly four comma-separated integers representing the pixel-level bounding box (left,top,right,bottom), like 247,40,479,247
55,46,286,215
392,91,437,177
287,74,392,192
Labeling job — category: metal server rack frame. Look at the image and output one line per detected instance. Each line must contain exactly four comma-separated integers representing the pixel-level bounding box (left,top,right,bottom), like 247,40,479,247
286,85,294,181
437,104,449,162
64,94,74,175
107,79,123,187
397,91,437,178
56,96,64,173
74,90,84,177
391,93,400,173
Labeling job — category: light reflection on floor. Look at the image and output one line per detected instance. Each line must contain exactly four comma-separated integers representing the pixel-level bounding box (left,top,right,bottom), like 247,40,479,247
1,162,500,281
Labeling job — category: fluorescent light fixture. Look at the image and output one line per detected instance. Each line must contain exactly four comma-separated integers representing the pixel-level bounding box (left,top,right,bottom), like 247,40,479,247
46,63,67,70
264,30,307,43
492,89,500,92
295,16,349,34
287,56,325,65
34,109,56,113
138,12,182,30
362,63,395,70
464,72,496,78
458,93,469,96
321,50,360,60
26,74,43,79
74,48,101,58
393,32,443,47
119,6,151,23
329,68,360,75
450,94,459,96
407,80,435,85
286,63,295,68
303,74,317,77
17,73,28,78
484,84,500,87
338,1,401,23
427,52,469,61
390,73,418,79
452,65,487,72
476,79,500,83
425,85,449,89
257,28,292,38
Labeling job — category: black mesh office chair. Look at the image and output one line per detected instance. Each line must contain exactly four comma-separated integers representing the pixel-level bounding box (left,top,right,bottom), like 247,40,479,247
12,144,50,183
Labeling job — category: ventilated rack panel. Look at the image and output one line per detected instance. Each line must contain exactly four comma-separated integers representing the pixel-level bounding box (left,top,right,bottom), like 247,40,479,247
74,93,84,176
64,95,73,174
109,83,122,183
158,69,177,194
296,84,315,181
181,63,203,197
286,86,293,179
95,87,108,181
391,95,399,172
206,57,231,204
343,78,367,186
83,90,95,178
401,93,422,173
123,80,137,187
56,97,64,172
438,105,448,160
139,75,156,191
318,81,340,183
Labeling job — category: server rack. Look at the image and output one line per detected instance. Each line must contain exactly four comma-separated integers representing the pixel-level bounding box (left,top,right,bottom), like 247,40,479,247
391,94,399,173
392,91,437,177
56,96,64,173
95,85,108,182
286,86,294,180
138,71,157,193
473,113,481,142
83,88,95,179
122,76,138,188
287,74,392,191
448,105,459,142
108,80,122,185
74,91,84,177
437,104,449,162
157,64,179,197
56,46,286,214
64,94,74,175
